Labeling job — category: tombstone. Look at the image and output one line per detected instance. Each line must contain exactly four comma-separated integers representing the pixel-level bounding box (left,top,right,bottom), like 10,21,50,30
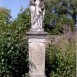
27,0,47,77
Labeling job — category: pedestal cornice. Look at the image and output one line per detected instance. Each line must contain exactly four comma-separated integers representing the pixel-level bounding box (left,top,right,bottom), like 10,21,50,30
26,31,48,39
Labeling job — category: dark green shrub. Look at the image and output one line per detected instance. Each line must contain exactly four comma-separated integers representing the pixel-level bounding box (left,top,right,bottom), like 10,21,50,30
45,41,76,77
0,33,29,77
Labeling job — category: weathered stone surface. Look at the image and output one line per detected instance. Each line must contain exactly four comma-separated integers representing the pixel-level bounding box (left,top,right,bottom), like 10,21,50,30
29,75,45,77
27,0,47,77
30,0,45,31
28,38,46,77
31,44,42,65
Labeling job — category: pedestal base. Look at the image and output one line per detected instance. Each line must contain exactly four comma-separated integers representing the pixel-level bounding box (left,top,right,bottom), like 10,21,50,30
30,28,44,32
29,75,46,77
27,31,47,77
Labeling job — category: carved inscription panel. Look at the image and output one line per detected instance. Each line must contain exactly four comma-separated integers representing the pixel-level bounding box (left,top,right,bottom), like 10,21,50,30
31,44,42,65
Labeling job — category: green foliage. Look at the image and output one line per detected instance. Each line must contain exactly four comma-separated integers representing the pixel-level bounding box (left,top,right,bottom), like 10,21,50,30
45,39,76,77
0,7,11,35
44,0,76,34
0,7,30,77
11,8,31,37
0,35,28,77
0,1,76,77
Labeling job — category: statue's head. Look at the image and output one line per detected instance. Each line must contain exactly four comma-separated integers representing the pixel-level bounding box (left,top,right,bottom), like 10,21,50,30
30,0,36,5
35,0,45,15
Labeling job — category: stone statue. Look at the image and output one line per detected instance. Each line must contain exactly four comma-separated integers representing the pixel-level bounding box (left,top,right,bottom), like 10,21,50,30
27,1,47,77
30,0,45,31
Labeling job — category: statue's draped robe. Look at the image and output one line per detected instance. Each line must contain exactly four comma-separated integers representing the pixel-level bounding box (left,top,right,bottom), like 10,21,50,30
30,0,45,31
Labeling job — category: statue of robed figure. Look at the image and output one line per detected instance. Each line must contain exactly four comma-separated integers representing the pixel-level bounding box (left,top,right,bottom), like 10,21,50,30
30,0,45,32
27,1,47,77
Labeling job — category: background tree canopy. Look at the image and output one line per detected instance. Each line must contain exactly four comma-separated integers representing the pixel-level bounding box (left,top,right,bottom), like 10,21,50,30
0,0,76,77
44,0,77,34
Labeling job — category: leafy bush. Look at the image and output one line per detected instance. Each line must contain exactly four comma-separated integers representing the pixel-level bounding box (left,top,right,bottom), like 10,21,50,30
45,39,76,77
0,7,30,77
0,35,29,77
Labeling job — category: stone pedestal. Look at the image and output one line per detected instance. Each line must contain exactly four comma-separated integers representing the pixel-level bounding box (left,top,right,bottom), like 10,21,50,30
27,31,47,77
